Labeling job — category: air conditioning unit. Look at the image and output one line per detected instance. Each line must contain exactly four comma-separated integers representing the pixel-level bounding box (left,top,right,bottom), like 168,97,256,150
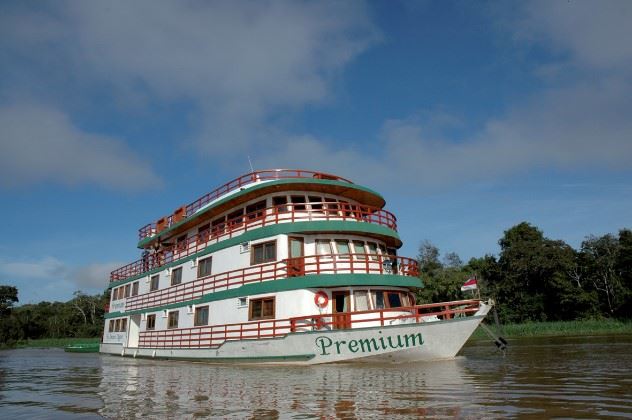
237,297,248,308
240,242,250,253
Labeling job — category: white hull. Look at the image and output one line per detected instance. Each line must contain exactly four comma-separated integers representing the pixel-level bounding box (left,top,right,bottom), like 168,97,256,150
101,302,490,365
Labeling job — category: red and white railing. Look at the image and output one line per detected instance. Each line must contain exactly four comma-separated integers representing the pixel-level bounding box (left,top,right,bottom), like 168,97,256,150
139,169,354,240
123,254,418,311
112,203,397,282
138,299,481,349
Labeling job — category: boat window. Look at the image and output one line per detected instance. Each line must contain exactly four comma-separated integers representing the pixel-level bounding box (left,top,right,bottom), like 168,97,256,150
353,241,367,260
198,223,210,242
197,256,212,278
146,314,156,330
323,197,338,215
272,196,288,213
354,291,370,311
251,240,276,265
387,292,403,308
150,275,159,291
194,306,209,326
176,234,187,252
249,297,275,320
289,237,304,258
124,284,131,298
308,196,324,213
211,217,226,236
372,291,385,309
120,318,127,332
167,311,179,329
109,320,114,332
131,281,139,297
335,240,351,258
115,319,121,332
316,239,332,256
339,201,357,217
171,267,183,286
367,242,378,260
227,208,244,228
291,195,306,211
246,200,266,220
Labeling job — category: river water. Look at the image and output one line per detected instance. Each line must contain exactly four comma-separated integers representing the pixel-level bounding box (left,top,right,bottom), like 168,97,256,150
1,335,631,419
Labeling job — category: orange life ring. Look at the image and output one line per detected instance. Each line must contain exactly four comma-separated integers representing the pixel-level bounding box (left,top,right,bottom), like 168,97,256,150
314,291,329,308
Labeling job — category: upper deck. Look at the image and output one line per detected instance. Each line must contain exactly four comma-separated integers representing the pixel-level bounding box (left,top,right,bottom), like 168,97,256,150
137,169,383,248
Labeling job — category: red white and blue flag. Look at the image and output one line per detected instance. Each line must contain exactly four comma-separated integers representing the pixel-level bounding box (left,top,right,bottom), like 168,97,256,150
461,277,478,291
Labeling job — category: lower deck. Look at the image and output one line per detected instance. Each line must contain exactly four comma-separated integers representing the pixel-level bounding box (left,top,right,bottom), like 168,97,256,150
101,298,488,364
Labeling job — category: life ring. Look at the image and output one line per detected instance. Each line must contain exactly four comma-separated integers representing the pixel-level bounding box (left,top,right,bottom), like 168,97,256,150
314,291,329,308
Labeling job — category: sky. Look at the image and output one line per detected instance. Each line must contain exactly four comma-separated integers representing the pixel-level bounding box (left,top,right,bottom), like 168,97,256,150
1,0,631,304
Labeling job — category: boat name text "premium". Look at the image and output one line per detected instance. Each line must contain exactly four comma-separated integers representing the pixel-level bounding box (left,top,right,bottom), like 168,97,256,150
315,331,424,356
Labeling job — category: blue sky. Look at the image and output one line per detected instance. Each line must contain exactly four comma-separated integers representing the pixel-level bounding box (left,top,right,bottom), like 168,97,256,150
1,0,631,303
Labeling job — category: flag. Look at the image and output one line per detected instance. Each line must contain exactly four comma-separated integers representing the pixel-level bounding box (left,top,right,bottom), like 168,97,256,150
461,277,478,291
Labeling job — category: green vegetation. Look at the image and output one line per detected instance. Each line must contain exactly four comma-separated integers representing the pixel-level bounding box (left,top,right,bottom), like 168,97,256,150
13,337,101,348
0,290,108,348
418,223,632,324
470,319,632,340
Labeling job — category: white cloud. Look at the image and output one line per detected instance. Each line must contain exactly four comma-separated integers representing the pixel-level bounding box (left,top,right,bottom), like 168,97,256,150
0,256,120,300
1,1,379,159
515,0,632,71
0,103,160,190
71,262,122,290
0,256,67,280
260,1,632,191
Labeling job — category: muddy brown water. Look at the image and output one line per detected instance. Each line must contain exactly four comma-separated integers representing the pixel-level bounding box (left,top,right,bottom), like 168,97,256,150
1,335,631,419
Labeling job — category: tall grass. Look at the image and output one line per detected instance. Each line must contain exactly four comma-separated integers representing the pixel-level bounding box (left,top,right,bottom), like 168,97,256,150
13,337,100,348
471,319,632,340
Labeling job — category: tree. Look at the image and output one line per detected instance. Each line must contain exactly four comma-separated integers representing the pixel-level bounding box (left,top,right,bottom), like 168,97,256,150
616,229,632,317
416,241,477,304
580,234,626,316
488,222,581,322
0,285,18,316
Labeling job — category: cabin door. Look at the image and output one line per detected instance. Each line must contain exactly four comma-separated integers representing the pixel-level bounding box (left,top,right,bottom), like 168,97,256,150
287,237,305,277
332,291,351,329
127,314,141,348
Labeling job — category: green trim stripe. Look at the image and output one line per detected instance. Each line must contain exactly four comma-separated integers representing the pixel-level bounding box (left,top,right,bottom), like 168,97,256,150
138,178,385,248
120,353,316,363
110,220,401,288
105,273,422,318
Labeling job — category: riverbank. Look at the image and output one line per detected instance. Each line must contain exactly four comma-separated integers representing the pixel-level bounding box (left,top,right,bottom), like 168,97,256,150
470,319,632,341
5,337,101,349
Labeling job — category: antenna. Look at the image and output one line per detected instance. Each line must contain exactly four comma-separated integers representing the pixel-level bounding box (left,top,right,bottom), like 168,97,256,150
247,155,254,173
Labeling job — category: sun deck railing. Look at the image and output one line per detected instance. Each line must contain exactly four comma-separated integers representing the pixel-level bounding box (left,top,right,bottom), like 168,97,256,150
137,299,481,349
139,169,354,240
112,203,397,282
120,254,418,312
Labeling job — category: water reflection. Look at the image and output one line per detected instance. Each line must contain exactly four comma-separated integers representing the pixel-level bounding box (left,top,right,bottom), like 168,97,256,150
1,336,631,419
98,355,475,418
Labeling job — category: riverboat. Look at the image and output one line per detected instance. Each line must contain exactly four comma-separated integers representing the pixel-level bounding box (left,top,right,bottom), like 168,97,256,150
100,169,491,364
